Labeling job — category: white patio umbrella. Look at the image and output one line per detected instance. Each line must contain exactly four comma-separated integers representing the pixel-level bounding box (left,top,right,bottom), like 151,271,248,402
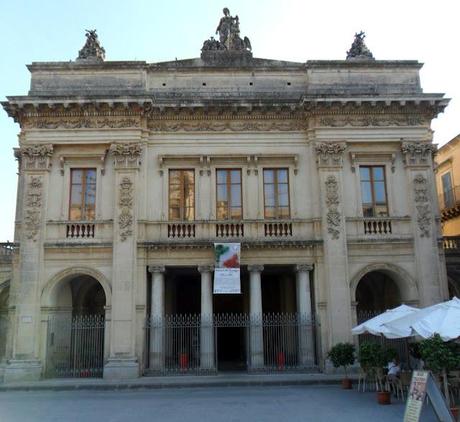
383,297,460,341
351,304,419,337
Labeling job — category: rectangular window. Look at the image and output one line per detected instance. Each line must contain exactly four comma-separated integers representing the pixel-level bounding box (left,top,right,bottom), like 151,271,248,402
263,168,290,219
69,168,96,221
441,172,454,208
216,169,242,220
169,169,195,221
360,166,388,217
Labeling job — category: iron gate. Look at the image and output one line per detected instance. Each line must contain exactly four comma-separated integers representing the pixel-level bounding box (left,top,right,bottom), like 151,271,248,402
46,314,105,378
145,312,317,375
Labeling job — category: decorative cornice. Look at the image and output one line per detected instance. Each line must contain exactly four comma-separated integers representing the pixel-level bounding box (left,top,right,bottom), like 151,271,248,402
296,264,314,272
318,114,425,127
23,116,141,130
401,141,436,167
315,142,347,168
109,143,142,169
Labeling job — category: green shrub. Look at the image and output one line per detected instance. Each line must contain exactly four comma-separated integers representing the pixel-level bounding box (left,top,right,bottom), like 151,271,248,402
328,343,355,378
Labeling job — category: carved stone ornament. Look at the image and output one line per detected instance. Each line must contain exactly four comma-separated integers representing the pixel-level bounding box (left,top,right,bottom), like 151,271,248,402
24,176,43,241
325,175,341,239
109,143,142,169
346,31,374,60
19,144,53,170
401,142,437,166
315,142,347,168
413,174,431,237
148,119,307,132
118,177,134,241
77,29,105,62
318,115,424,128
23,117,140,130
202,8,252,53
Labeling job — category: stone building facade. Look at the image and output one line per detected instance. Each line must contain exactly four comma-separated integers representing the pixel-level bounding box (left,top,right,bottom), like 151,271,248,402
0,16,450,382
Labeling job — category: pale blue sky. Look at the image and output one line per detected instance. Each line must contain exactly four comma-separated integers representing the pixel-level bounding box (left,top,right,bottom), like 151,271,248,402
1,0,459,240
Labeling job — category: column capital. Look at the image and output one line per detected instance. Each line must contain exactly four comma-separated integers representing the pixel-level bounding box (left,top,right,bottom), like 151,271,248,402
198,265,214,274
148,265,165,274
247,264,264,273
296,264,314,273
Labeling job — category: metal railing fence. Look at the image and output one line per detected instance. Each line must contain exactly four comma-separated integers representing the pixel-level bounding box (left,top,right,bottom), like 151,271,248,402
144,312,317,375
45,314,105,378
0,314,8,361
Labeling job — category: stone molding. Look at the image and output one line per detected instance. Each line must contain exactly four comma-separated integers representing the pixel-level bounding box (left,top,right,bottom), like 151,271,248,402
318,114,424,128
325,175,341,240
109,143,142,169
118,177,134,241
413,174,431,237
17,144,53,171
401,141,436,167
295,264,314,272
23,116,141,130
197,265,214,274
148,265,165,274
23,176,43,241
143,240,320,251
315,142,347,168
247,264,264,273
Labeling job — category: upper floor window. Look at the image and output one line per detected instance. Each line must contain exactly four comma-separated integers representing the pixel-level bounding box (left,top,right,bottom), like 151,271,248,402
69,168,96,221
441,172,454,208
216,169,242,220
360,166,388,217
169,169,195,221
263,168,290,219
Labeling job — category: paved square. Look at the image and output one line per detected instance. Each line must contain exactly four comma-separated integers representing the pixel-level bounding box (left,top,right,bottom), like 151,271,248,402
0,385,438,422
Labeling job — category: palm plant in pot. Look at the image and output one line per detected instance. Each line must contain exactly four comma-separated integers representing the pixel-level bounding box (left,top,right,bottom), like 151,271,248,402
359,341,391,404
328,342,355,389
419,334,460,417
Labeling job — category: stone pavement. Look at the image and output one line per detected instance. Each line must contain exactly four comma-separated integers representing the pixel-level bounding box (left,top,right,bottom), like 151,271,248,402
0,385,438,422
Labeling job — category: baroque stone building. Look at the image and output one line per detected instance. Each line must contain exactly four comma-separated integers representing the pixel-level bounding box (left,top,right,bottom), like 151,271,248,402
0,13,450,381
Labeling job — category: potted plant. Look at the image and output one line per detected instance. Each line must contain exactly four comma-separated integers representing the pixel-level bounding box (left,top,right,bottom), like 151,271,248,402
328,342,355,389
359,341,391,404
419,334,460,417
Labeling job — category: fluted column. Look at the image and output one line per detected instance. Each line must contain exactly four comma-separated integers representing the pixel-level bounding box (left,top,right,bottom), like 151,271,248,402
248,264,264,369
198,265,215,370
148,265,165,371
296,264,315,366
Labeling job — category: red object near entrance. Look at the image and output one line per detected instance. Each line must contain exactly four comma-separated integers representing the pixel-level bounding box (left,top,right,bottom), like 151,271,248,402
277,351,285,370
179,353,189,370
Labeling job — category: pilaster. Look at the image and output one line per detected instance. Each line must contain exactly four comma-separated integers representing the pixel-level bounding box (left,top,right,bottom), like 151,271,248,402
104,142,142,379
4,144,53,383
315,142,352,349
402,141,447,305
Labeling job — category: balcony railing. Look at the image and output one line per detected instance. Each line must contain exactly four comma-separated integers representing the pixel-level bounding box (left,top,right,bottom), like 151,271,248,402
45,220,113,243
346,217,411,239
439,186,460,220
443,236,460,252
66,223,95,239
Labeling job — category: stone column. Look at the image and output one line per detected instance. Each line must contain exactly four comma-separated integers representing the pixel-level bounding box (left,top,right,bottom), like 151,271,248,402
4,144,53,383
296,264,315,366
248,264,264,369
198,265,214,370
148,266,165,371
104,143,142,379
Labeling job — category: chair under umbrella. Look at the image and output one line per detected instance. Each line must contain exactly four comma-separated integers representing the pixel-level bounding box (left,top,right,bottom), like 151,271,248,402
351,304,419,337
382,297,460,341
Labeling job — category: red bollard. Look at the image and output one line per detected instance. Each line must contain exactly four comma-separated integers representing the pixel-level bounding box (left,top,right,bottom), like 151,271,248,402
179,353,189,371
277,351,285,370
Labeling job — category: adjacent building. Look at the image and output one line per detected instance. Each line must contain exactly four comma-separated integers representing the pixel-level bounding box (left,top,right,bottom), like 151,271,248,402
0,12,450,382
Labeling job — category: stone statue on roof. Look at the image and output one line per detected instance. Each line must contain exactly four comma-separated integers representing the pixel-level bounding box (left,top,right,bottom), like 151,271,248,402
346,31,374,61
202,8,251,53
77,29,106,62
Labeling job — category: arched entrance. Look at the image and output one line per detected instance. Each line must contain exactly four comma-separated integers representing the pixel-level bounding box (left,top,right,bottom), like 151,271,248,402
44,272,107,378
0,282,9,361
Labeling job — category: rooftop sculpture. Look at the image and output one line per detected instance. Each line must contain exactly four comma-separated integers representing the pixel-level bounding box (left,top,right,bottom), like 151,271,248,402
77,29,106,62
346,31,374,61
202,8,252,55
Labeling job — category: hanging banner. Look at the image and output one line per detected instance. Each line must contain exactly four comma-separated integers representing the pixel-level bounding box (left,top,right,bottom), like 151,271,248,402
213,243,241,294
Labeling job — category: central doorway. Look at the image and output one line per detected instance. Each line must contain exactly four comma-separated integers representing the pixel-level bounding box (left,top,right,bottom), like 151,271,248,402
213,272,248,371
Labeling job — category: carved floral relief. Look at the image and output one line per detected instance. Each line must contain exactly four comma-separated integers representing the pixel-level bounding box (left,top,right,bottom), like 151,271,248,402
110,143,142,169
24,176,43,240
413,174,431,237
325,175,341,239
20,144,53,170
315,142,347,168
401,142,436,166
118,177,134,241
